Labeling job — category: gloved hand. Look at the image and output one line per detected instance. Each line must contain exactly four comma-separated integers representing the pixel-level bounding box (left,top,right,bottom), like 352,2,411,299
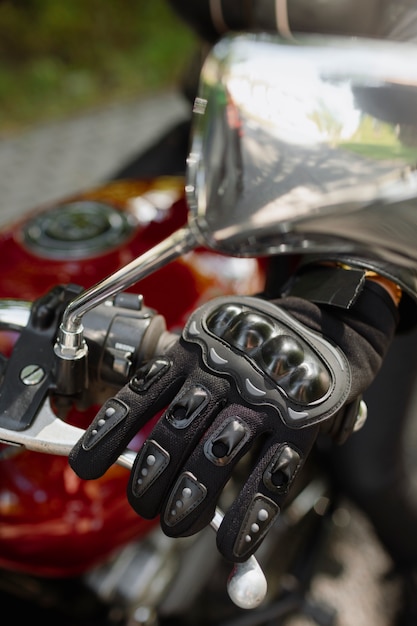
69,288,397,562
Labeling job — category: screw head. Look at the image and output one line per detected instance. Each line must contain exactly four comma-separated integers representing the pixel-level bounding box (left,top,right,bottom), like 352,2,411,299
20,365,45,386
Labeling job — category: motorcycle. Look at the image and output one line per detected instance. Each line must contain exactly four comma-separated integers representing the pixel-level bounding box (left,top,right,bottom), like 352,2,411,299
0,33,417,626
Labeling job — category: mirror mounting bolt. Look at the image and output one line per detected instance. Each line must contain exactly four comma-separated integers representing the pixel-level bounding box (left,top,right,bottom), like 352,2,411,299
54,324,88,361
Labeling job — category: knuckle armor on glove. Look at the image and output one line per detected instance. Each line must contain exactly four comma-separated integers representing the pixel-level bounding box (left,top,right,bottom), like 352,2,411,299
69,295,351,562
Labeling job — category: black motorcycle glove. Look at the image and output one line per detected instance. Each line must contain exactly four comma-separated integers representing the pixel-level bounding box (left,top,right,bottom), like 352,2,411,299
69,286,397,563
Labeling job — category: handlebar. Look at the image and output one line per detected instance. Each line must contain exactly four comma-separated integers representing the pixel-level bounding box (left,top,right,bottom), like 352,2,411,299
0,296,267,610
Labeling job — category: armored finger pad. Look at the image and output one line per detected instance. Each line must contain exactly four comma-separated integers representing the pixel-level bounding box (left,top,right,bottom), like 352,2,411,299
165,385,209,429
130,357,170,393
82,398,129,450
164,471,207,527
132,439,170,497
263,444,301,494
204,417,249,466
233,494,279,559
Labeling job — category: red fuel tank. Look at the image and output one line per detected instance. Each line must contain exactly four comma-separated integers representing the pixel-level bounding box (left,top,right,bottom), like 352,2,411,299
0,177,265,576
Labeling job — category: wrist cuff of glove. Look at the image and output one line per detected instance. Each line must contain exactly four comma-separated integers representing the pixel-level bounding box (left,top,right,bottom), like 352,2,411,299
281,263,400,317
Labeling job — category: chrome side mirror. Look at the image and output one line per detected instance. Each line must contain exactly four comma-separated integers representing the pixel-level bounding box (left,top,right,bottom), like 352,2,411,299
186,34,417,269
59,34,417,349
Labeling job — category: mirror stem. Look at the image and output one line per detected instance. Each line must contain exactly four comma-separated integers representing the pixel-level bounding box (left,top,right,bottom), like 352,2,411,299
55,227,197,359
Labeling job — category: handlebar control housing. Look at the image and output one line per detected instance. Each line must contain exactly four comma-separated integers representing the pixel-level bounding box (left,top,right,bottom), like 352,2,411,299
0,284,82,431
82,292,169,394
0,286,170,428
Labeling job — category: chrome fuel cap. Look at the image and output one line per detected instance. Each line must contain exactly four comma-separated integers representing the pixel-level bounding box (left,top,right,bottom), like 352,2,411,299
21,200,134,259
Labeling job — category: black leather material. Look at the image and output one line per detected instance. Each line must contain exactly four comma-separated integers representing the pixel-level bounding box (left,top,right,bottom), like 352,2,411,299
296,254,417,331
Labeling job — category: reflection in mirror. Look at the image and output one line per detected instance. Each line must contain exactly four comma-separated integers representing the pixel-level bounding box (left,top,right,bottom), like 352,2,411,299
186,34,417,270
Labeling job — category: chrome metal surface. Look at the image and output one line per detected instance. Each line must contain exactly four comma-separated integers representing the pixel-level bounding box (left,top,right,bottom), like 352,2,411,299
186,34,417,269
60,226,197,335
60,35,417,343
0,300,30,330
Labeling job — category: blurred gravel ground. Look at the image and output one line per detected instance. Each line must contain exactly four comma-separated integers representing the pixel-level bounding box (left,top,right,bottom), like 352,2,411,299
0,91,190,226
285,501,401,626
0,91,405,625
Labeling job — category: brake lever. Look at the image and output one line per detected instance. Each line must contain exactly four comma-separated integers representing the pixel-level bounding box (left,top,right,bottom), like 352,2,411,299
0,397,267,609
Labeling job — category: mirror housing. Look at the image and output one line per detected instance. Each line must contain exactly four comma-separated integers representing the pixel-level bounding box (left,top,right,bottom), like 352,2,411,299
186,34,417,270
59,34,417,341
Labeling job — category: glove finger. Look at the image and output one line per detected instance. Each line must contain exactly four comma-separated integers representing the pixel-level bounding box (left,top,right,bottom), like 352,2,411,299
69,354,184,479
158,403,270,538
217,425,319,562
127,369,230,518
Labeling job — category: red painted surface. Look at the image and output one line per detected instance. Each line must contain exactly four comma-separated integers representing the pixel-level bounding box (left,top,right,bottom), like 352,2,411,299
0,178,265,576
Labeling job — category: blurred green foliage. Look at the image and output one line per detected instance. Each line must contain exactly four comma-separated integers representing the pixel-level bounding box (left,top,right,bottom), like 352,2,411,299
0,0,197,133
